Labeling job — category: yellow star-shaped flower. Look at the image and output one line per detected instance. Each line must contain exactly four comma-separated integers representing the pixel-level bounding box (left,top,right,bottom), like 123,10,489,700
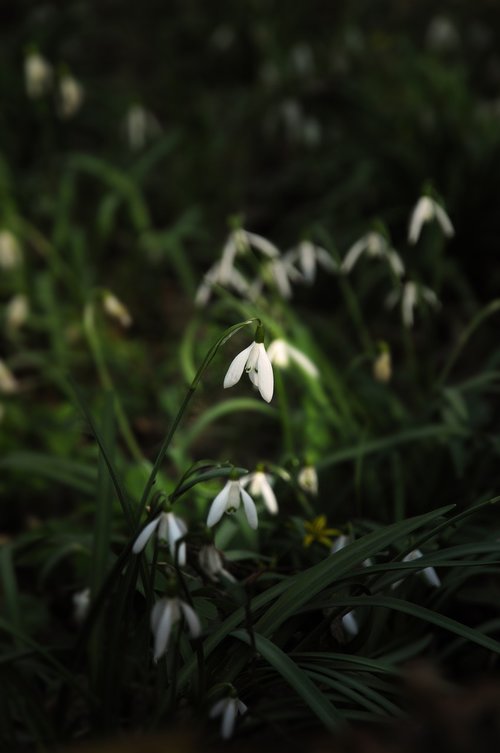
303,515,340,548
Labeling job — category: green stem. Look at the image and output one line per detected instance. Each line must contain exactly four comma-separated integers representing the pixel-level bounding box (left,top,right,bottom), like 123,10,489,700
338,275,373,354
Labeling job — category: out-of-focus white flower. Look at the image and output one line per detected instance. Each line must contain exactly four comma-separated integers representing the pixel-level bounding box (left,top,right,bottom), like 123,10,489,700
73,587,90,624
373,350,392,383
267,338,318,378
0,361,19,394
386,281,440,328
198,544,235,582
285,240,337,283
210,695,247,740
25,51,53,98
298,465,318,495
0,231,22,269
219,228,280,284
102,291,132,328
125,104,161,150
241,470,278,514
150,596,201,661
408,196,454,244
224,336,274,403
133,511,187,565
195,260,252,307
5,294,29,332
331,533,373,567
290,43,315,77
58,73,84,119
426,16,460,52
341,232,404,277
207,478,258,529
342,610,359,637
392,548,441,589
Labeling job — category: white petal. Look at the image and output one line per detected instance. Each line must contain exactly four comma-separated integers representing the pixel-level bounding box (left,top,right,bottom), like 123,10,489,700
240,488,258,529
287,343,319,378
244,230,280,258
260,476,278,514
342,610,359,637
180,601,202,638
435,205,454,237
157,512,169,542
299,241,316,282
221,699,238,739
210,699,227,718
207,483,231,527
271,260,293,298
153,600,176,661
341,238,366,272
387,250,405,277
237,700,248,715
132,516,161,554
316,246,338,273
223,343,253,389
256,344,274,402
331,534,350,555
422,566,441,588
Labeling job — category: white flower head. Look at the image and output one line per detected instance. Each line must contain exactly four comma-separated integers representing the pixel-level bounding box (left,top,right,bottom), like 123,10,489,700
150,596,201,661
0,360,19,395
125,104,161,150
0,230,22,270
386,281,440,328
240,470,278,514
284,240,337,283
341,231,404,277
392,548,441,589
5,294,29,332
58,73,84,119
219,228,280,285
223,327,274,403
298,464,318,495
73,587,91,624
133,511,187,566
198,544,235,582
195,260,252,307
207,478,258,529
102,291,132,328
25,51,53,98
267,338,318,378
408,195,454,244
210,695,248,739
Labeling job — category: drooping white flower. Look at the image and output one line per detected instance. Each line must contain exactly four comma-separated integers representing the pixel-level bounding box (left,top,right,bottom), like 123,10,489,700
0,230,22,269
267,338,318,378
150,597,201,661
195,260,252,307
240,470,278,514
73,587,91,624
386,281,440,328
284,241,337,283
392,548,441,590
207,479,258,529
223,337,274,403
198,544,235,582
5,294,29,332
408,196,454,244
341,231,404,277
0,360,19,394
209,696,248,739
133,511,187,566
250,256,302,300
125,104,161,150
58,73,84,119
24,51,53,98
219,228,280,285
297,464,318,495
102,291,132,327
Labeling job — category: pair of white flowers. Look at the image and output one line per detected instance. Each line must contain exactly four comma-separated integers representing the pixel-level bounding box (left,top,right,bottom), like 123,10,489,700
24,52,84,118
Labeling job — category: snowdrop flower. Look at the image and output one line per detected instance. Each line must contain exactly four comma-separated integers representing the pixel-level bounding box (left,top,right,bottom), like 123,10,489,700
392,549,441,589
373,349,392,384
219,228,280,285
408,196,454,244
58,73,84,119
24,51,53,98
133,511,187,565
210,695,248,740
267,338,318,378
341,231,404,277
102,291,132,328
285,240,337,283
342,610,359,637
125,104,161,150
241,470,278,514
0,360,19,394
198,544,235,582
207,478,258,529
386,281,440,328
249,256,302,300
195,260,252,307
150,596,201,661
298,464,318,495
0,230,22,269
223,330,274,403
5,294,29,332
73,587,90,624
